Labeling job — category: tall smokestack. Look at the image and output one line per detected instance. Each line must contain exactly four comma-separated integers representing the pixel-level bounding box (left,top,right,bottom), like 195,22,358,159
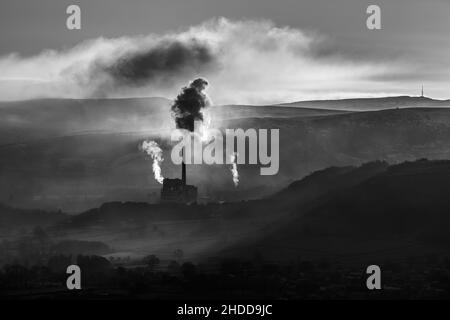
182,148,186,185
171,78,210,187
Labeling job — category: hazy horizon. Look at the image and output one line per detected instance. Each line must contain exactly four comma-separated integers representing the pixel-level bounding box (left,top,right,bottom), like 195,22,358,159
1,0,449,103
0,92,449,105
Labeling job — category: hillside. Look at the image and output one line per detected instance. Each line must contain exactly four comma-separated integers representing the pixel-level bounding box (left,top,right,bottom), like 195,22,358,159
2,96,450,213
3,159,450,265
226,159,450,263
279,96,450,111
0,203,65,232
0,97,173,146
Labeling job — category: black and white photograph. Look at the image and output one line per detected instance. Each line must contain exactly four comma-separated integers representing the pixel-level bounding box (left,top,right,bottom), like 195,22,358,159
1,0,450,306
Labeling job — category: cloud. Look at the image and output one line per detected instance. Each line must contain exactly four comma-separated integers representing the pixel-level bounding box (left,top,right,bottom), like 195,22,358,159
0,18,416,103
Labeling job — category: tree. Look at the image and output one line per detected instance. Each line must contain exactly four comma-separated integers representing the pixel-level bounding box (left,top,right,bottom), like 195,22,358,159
32,226,50,245
173,249,184,263
181,262,197,279
143,254,160,271
167,260,181,274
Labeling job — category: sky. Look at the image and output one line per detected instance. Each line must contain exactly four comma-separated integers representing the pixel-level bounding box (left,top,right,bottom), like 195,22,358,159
0,0,449,103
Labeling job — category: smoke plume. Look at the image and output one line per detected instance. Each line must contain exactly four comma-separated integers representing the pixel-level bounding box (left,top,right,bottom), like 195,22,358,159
230,152,239,187
171,78,211,132
140,140,164,184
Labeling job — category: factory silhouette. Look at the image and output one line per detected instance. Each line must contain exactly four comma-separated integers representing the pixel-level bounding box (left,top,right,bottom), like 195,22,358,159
160,78,210,203
160,149,198,203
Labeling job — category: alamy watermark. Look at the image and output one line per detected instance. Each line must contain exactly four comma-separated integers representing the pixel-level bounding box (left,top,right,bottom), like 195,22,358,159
171,121,279,176
366,5,381,30
66,5,81,30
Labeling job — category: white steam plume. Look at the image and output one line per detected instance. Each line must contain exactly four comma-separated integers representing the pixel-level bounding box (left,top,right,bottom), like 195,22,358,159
141,140,164,184
200,108,212,142
230,152,239,187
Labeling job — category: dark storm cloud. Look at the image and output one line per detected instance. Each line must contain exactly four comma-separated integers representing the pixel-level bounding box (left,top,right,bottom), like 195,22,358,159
2,17,447,102
101,39,217,87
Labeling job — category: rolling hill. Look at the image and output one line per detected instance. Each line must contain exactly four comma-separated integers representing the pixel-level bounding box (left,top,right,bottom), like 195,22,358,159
4,159,450,265
279,96,450,111
2,96,450,213
224,159,450,264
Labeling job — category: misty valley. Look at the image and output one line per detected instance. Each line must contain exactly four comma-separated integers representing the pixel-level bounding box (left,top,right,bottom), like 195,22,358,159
2,95,450,299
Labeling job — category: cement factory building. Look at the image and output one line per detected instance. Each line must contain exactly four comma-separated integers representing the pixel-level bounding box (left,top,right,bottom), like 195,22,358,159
160,160,197,203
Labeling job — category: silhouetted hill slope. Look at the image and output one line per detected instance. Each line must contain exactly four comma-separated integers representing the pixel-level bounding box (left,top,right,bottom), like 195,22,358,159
225,159,450,263
0,97,172,145
211,104,349,119
305,159,450,237
275,161,388,202
4,159,450,265
57,163,390,231
280,96,450,111
58,201,214,230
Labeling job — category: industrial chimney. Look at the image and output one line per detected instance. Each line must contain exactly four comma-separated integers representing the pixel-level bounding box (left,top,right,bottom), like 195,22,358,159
160,146,197,203
182,150,186,185
181,124,190,186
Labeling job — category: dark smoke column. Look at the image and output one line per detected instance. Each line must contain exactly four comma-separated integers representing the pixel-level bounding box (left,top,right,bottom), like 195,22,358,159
171,78,210,132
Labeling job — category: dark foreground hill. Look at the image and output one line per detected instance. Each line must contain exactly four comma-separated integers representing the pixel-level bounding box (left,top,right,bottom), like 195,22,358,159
0,203,65,233
223,159,450,264
3,159,450,299
6,159,450,264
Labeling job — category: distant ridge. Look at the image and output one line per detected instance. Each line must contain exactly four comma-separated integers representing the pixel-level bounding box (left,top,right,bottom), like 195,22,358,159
278,95,450,111
2,95,450,112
